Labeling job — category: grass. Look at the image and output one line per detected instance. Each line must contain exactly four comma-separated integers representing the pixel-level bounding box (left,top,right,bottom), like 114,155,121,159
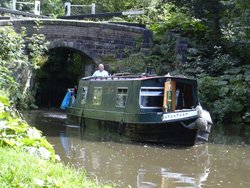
0,147,113,188
0,94,113,187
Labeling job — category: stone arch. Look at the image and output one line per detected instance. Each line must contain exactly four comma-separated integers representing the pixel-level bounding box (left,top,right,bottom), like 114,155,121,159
48,40,101,65
36,45,95,107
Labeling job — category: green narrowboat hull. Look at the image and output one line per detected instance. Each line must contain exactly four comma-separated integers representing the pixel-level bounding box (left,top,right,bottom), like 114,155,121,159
67,107,211,146
65,75,212,146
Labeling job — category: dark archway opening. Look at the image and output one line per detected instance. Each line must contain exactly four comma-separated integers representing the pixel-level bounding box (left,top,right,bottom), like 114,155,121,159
35,47,95,108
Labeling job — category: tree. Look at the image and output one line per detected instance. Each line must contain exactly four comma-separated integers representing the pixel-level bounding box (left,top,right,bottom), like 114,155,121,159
167,0,222,45
220,0,250,64
40,0,64,17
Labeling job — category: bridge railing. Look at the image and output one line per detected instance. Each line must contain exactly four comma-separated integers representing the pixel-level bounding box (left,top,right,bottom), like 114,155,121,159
12,0,40,15
0,7,47,19
64,2,96,16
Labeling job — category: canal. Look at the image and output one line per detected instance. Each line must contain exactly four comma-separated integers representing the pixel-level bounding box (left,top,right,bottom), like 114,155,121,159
23,109,250,188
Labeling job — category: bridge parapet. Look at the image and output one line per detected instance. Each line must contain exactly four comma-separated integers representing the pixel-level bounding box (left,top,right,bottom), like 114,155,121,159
0,19,152,63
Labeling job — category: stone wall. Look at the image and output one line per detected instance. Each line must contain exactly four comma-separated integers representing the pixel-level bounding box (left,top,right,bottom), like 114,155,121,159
0,19,152,64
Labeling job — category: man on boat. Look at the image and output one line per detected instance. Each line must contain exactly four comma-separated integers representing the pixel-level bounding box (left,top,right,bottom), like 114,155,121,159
92,64,109,77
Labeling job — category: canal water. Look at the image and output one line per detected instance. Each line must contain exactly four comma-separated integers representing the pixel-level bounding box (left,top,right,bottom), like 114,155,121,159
23,109,250,188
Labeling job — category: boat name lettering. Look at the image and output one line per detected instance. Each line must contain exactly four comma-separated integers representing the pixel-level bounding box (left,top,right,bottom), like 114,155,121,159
162,111,198,121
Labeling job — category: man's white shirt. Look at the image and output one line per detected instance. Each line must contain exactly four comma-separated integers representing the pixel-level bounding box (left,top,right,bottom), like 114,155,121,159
92,70,109,77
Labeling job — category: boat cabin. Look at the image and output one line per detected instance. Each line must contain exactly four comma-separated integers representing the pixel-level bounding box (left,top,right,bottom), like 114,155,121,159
69,75,199,122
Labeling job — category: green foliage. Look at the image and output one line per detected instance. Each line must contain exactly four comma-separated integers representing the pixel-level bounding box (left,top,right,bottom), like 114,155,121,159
107,53,146,74
220,0,250,62
40,0,64,17
111,1,206,39
174,44,240,76
170,0,222,40
0,26,27,65
146,33,178,75
198,65,250,123
112,2,208,76
0,26,48,109
0,94,57,161
26,34,48,69
0,26,26,105
206,47,239,75
24,20,49,70
148,4,206,39
0,67,19,99
17,90,38,110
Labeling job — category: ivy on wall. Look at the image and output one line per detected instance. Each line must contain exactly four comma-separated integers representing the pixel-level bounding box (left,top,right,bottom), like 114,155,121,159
0,26,48,109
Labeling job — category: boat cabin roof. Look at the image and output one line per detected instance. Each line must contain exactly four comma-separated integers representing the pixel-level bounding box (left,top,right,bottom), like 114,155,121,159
80,74,196,82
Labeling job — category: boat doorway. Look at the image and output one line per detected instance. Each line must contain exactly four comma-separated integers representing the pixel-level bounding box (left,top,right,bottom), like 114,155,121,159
35,47,95,108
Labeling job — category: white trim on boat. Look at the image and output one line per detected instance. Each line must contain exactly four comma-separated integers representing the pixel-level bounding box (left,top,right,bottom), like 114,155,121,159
162,110,198,121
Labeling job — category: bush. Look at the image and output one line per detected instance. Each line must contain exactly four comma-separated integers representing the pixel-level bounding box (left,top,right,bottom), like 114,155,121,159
198,65,250,123
0,92,57,161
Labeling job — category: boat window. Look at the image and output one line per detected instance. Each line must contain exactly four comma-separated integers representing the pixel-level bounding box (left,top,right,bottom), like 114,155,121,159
116,87,128,108
140,87,164,109
81,87,88,104
92,87,102,105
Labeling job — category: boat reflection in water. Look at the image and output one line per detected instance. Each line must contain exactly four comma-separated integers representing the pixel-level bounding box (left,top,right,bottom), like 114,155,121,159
59,124,210,187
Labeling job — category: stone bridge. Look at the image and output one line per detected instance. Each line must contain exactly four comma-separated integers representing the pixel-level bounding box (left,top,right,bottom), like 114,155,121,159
0,18,152,106
0,19,152,64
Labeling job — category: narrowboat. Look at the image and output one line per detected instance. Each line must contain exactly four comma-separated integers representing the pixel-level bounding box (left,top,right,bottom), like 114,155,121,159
63,74,213,146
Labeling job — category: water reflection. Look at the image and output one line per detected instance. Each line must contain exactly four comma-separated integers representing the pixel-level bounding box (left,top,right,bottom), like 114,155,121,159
23,110,250,188
210,124,250,146
58,124,211,187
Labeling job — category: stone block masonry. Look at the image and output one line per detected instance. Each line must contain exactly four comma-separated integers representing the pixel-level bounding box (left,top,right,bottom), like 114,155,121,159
0,19,152,64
